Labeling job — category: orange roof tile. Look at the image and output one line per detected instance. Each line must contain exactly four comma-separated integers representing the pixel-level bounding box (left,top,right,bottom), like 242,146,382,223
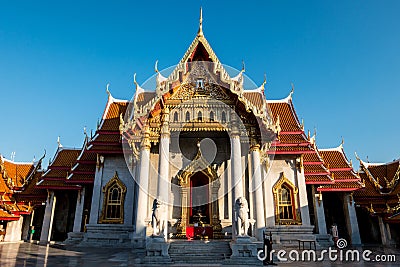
15,171,47,203
267,101,302,132
1,157,34,188
319,149,351,169
50,149,80,167
243,91,264,110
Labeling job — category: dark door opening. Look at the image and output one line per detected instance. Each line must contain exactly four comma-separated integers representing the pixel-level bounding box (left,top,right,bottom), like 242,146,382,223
189,172,210,225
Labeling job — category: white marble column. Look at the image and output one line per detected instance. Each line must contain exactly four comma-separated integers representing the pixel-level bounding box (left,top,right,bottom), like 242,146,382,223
40,190,57,243
4,216,23,242
135,126,151,238
73,188,85,232
231,137,243,200
250,144,265,240
378,216,387,245
230,121,243,238
89,158,104,224
343,193,361,245
378,216,391,245
312,187,327,234
157,107,170,239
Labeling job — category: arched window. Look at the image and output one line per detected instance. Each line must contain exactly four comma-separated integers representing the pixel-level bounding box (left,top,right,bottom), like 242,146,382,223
100,172,126,224
277,185,293,220
272,173,301,225
221,111,226,123
210,111,214,122
198,111,202,121
186,111,190,122
173,111,178,122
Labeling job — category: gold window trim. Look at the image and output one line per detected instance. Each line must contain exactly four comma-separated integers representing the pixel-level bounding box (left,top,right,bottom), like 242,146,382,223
272,172,302,225
99,172,127,224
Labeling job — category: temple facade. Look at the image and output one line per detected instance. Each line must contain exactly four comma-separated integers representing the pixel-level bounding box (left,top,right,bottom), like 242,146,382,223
1,13,399,263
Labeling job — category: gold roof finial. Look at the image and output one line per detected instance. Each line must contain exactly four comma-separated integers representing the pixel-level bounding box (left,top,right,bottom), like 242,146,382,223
198,7,203,36
262,73,267,87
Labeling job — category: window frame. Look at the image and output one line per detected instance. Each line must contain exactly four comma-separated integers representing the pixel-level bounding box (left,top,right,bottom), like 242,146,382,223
99,172,127,224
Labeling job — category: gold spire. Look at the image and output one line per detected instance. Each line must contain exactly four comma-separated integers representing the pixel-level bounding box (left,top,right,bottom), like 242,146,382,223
198,7,203,36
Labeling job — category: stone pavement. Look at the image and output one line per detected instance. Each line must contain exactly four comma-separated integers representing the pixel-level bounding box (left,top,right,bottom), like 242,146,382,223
0,242,399,266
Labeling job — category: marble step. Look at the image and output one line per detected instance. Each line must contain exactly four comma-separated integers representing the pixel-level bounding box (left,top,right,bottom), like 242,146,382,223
168,240,232,263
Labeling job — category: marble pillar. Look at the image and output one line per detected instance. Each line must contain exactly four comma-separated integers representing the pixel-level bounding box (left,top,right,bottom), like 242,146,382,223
135,127,151,238
4,216,23,242
312,186,327,234
40,190,56,243
296,166,311,226
89,159,104,224
343,193,361,245
157,107,170,239
250,144,265,240
73,187,85,232
378,216,392,246
230,129,243,238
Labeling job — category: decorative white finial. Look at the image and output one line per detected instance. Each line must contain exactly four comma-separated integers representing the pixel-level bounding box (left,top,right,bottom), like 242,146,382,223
198,7,203,36
155,60,159,73
57,136,63,148
10,152,15,162
133,73,138,87
354,152,360,161
106,83,110,96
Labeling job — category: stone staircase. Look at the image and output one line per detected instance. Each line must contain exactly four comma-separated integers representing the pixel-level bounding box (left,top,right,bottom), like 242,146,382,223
168,240,232,264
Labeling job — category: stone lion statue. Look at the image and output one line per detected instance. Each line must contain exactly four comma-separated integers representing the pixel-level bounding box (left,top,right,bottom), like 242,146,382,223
234,197,249,236
151,198,165,236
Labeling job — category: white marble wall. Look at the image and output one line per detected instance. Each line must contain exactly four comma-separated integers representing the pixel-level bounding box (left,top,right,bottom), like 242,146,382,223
263,156,311,227
89,155,135,226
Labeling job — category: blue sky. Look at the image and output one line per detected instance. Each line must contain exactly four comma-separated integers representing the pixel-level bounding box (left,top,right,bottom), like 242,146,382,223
0,1,399,166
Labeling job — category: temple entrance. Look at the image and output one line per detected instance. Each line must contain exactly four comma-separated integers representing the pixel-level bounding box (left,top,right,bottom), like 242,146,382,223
189,172,210,225
174,151,224,239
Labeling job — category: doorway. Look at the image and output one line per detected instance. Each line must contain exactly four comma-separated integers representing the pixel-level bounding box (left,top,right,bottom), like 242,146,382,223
189,172,210,225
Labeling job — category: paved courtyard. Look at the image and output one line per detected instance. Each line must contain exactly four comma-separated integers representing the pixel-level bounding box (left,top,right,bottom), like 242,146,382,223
0,242,399,266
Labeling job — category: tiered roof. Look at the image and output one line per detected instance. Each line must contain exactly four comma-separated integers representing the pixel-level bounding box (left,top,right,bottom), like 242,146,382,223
37,147,81,190
67,93,128,184
67,137,97,184
0,156,34,190
317,145,362,191
267,94,315,155
0,155,41,220
265,92,362,191
303,147,333,185
87,94,128,154
354,159,400,222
